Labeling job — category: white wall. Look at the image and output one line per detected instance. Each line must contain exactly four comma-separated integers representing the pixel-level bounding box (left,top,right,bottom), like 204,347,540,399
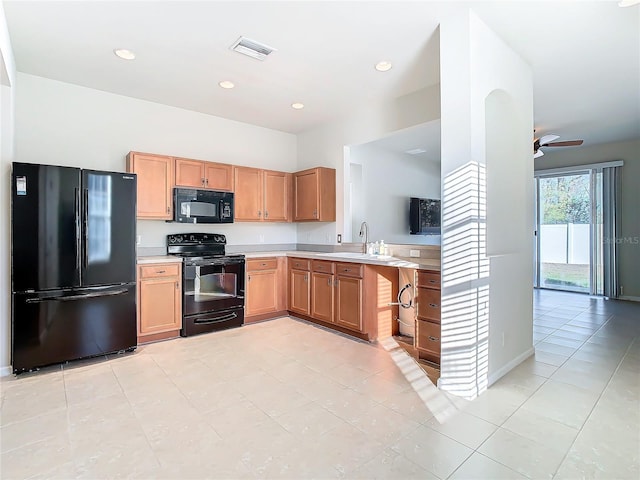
535,139,640,299
14,73,299,249
1,2,16,375
296,84,441,245
349,143,440,245
439,9,534,398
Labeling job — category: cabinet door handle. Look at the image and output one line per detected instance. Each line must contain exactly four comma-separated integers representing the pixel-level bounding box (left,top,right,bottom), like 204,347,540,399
428,336,439,342
175,281,179,290
429,303,439,308
166,206,170,214
201,178,205,186
205,178,209,186
313,209,317,218
258,211,262,217
334,279,339,286
327,277,331,286
304,274,308,282
264,211,269,219
156,270,166,274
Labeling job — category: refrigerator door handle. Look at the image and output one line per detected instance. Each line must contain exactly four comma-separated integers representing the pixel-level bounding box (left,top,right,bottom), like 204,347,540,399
83,188,89,269
74,187,81,279
25,288,130,304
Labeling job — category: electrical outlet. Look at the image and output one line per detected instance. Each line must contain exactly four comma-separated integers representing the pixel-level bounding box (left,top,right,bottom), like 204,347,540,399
409,249,420,258
337,234,342,243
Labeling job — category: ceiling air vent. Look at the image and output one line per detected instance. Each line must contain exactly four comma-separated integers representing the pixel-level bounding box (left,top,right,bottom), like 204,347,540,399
230,36,276,61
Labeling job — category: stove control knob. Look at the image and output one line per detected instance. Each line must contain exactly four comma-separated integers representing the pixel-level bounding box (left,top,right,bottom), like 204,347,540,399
189,235,195,242
176,235,183,243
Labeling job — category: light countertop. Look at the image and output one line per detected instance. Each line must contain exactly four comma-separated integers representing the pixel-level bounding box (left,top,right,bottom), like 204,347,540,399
242,250,440,271
137,251,440,271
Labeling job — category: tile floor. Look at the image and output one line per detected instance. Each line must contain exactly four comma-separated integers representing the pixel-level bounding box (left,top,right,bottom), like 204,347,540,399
0,289,638,479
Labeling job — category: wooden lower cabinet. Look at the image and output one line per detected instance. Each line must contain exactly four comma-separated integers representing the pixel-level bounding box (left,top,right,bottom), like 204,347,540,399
335,275,362,331
245,257,286,321
294,259,397,341
289,262,311,316
311,271,334,323
137,262,182,343
415,269,442,367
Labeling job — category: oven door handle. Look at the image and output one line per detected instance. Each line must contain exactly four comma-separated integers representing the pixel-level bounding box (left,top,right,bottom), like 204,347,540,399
193,312,238,325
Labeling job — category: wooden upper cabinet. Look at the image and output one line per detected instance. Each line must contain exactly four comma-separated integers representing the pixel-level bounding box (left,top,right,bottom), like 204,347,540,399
293,167,336,222
234,167,291,222
126,152,174,220
174,157,233,191
234,166,263,221
263,170,291,222
204,162,233,191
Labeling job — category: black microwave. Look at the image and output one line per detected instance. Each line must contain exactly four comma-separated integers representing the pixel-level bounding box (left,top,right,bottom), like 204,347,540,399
173,188,234,223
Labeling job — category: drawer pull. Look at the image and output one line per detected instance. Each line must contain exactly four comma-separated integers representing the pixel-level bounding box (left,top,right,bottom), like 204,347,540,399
156,270,166,274
428,336,439,341
261,263,267,266
429,280,437,284
344,268,351,272
429,303,439,308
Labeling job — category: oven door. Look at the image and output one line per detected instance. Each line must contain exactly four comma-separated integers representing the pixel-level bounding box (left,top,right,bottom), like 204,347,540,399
182,258,245,317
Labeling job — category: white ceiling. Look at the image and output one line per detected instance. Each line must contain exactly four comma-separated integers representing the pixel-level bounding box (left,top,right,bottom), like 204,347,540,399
4,1,639,150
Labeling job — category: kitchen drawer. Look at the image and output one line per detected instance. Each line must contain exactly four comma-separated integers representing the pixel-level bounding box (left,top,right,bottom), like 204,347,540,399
417,287,441,322
139,264,180,279
247,258,278,271
416,319,441,359
335,263,363,278
312,260,335,274
289,258,310,271
417,270,441,289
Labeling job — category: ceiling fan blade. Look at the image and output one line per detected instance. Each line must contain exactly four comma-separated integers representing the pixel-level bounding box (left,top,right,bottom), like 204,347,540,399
534,150,544,158
544,140,584,147
539,134,560,145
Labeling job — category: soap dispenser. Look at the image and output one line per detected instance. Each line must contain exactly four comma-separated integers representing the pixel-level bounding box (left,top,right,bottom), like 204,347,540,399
379,240,386,256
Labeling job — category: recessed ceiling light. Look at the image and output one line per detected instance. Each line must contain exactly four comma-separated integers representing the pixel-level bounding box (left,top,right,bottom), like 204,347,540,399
618,0,639,6
375,61,392,72
291,102,305,110
113,48,136,60
219,81,235,89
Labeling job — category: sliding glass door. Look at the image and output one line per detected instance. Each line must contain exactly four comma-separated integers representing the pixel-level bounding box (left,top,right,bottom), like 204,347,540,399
535,171,603,295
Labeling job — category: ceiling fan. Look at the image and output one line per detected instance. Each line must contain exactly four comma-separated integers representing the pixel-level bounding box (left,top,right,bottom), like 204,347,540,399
533,133,584,158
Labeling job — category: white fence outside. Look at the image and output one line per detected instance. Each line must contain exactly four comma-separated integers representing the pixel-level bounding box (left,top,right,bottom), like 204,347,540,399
540,223,590,264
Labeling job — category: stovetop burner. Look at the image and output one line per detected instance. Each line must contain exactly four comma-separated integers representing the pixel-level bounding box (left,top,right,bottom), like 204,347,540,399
167,233,228,258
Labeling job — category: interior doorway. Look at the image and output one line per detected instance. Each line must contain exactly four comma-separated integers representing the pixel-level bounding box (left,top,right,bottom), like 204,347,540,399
534,171,603,295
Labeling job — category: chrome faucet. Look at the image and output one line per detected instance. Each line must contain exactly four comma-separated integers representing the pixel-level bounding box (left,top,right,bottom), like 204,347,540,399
358,221,369,253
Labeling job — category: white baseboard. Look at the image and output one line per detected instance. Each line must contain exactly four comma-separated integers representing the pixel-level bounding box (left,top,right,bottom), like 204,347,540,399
0,365,13,377
619,295,640,302
487,347,535,387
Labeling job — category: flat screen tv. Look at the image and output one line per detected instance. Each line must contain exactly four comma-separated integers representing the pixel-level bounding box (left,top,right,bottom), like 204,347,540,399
409,197,441,235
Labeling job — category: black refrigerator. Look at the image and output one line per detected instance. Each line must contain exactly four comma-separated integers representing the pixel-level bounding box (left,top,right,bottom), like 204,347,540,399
11,162,138,373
